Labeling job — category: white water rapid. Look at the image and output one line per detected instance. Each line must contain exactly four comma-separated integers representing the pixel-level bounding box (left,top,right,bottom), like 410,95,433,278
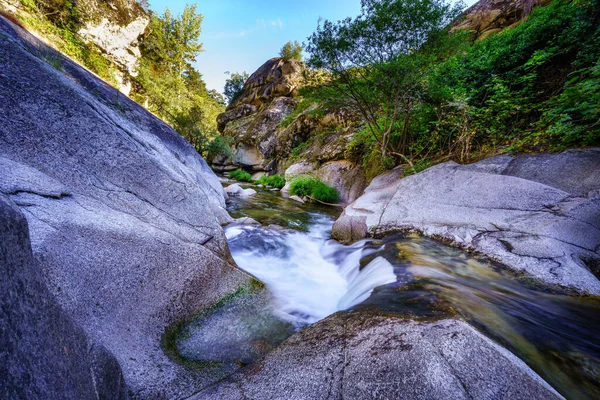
225,213,397,326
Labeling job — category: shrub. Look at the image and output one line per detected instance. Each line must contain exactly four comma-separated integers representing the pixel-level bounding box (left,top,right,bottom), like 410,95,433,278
259,174,285,189
311,182,339,203
207,136,233,160
228,169,252,182
290,176,339,203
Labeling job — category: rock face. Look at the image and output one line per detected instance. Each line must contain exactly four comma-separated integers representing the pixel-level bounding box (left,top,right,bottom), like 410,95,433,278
217,59,303,171
0,17,253,398
333,150,600,294
214,57,367,192
77,0,149,94
0,194,126,399
453,0,551,40
228,57,305,109
192,312,561,400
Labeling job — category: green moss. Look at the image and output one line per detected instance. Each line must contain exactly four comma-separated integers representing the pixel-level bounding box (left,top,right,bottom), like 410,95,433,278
161,280,265,368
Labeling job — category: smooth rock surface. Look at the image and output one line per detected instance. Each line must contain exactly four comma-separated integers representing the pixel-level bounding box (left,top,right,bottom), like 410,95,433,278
225,184,257,197
333,150,600,294
0,194,126,399
192,312,562,400
0,17,252,399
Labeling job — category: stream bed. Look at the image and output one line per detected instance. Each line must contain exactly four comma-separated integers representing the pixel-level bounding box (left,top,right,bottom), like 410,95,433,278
177,184,600,399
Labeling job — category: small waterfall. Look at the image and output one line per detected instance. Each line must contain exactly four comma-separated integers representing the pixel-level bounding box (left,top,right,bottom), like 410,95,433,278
226,219,396,327
337,256,397,310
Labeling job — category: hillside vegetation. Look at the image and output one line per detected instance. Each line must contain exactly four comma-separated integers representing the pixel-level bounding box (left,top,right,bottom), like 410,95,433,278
296,0,600,178
3,0,224,154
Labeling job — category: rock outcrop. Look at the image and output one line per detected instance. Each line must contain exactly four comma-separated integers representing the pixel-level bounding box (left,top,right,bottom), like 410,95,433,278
2,0,149,94
77,0,149,94
453,0,551,40
333,150,600,294
216,58,305,172
78,0,149,73
214,57,367,200
0,16,252,398
192,311,561,400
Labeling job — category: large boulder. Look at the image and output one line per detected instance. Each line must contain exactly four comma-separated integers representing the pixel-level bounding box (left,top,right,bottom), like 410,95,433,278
332,150,600,294
0,17,253,398
192,311,561,400
0,194,125,399
228,57,305,110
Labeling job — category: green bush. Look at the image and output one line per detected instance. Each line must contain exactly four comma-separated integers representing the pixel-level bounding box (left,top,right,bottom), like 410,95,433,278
228,169,252,182
207,136,233,160
290,176,339,203
257,174,285,189
311,182,339,203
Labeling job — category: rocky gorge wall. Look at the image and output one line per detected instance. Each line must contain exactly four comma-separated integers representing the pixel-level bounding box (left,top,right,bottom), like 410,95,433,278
214,57,368,204
1,0,149,94
0,16,253,399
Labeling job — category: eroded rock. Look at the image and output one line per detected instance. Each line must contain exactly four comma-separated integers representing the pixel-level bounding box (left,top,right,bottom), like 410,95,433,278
192,312,561,400
333,150,600,294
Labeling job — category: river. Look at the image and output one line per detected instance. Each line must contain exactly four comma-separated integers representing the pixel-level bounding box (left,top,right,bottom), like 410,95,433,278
177,183,600,399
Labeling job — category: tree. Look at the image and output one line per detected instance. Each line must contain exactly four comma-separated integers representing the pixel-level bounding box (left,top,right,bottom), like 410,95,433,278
134,4,224,153
279,40,303,60
223,71,249,105
305,0,463,162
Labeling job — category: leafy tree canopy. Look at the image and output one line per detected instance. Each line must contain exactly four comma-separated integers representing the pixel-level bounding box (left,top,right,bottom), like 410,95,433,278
223,71,249,105
305,0,463,161
134,4,224,154
279,40,303,60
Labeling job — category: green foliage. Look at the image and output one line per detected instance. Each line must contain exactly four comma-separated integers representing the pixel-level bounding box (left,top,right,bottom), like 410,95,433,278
289,139,313,161
257,174,286,188
228,170,252,182
206,135,233,160
304,0,600,173
426,0,600,152
279,40,303,61
135,5,224,153
311,182,340,203
223,71,249,105
306,0,464,163
290,176,339,203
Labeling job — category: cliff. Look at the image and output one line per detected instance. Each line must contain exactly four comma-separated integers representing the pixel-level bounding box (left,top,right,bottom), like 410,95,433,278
1,0,149,94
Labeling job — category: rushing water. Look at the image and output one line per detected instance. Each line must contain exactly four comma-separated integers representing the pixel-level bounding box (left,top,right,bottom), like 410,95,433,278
179,183,600,399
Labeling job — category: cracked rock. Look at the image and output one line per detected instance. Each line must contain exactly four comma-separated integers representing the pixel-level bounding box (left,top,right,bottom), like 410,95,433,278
193,312,561,400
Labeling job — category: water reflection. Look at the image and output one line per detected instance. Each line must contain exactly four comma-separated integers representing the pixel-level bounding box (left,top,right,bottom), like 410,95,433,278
355,234,600,400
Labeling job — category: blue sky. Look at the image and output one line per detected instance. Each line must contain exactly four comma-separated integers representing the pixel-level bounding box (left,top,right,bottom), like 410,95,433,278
148,0,477,94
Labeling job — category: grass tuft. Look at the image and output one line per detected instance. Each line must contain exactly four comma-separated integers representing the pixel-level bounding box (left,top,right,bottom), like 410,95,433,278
227,169,252,182
290,176,339,203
